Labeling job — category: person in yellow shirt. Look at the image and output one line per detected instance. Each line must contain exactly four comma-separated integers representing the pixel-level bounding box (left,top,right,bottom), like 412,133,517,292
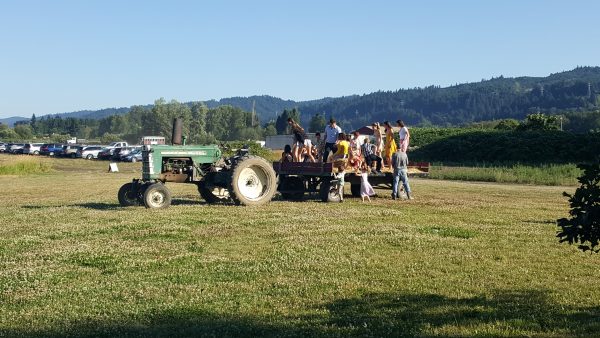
383,121,397,170
332,133,349,161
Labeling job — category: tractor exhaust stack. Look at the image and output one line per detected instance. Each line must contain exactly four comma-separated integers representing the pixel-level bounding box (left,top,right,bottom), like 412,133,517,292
172,118,183,145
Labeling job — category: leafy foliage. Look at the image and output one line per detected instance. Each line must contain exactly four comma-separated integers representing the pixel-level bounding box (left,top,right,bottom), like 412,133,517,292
517,113,560,131
309,113,327,133
410,128,600,164
557,161,600,253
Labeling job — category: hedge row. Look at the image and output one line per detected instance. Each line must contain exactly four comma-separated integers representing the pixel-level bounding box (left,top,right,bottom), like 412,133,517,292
408,129,600,164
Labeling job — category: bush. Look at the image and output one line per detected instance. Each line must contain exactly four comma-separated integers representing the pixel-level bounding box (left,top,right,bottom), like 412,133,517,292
557,161,600,252
222,141,272,160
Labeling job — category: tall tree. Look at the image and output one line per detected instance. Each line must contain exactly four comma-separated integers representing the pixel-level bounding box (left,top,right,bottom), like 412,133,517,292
309,113,326,133
190,102,208,144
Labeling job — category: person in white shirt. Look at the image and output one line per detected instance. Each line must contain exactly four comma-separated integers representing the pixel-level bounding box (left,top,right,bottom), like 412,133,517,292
322,118,342,162
397,119,410,152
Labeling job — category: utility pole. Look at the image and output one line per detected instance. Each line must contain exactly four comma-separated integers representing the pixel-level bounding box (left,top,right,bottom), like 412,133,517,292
560,116,563,131
251,100,257,127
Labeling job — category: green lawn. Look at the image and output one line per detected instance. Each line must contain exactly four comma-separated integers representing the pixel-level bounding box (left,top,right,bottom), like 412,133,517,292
0,154,599,337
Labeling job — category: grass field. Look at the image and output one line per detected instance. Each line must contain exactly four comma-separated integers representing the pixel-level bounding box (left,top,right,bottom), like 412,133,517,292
428,163,581,186
0,154,599,337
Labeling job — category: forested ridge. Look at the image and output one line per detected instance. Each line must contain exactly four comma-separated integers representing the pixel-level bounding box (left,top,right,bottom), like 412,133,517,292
2,67,600,141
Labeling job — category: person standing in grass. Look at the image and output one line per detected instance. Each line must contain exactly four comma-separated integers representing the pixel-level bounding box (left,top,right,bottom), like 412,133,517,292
358,162,375,202
331,132,349,202
391,148,413,200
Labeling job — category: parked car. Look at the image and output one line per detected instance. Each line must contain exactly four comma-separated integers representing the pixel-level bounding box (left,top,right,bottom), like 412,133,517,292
62,144,83,158
22,143,44,155
0,143,6,152
76,146,103,160
122,149,143,163
8,143,25,154
97,147,116,160
40,143,64,156
115,146,141,161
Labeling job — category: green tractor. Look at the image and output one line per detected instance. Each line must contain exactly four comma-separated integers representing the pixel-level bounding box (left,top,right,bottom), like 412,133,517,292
117,119,277,208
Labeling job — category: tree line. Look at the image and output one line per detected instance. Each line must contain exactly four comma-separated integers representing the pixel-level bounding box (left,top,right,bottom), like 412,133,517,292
1,99,275,144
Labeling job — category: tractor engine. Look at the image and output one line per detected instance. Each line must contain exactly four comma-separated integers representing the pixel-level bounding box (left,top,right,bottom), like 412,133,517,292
160,157,195,183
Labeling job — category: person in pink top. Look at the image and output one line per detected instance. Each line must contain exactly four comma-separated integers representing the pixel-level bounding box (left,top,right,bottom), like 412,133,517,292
397,120,410,152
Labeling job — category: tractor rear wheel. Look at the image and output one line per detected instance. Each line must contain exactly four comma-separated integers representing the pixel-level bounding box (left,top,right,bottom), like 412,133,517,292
143,183,171,209
118,182,142,207
229,156,277,206
198,181,230,204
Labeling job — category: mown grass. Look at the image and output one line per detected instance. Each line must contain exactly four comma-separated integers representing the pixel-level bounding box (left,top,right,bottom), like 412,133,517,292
0,155,53,175
0,153,599,337
429,163,581,186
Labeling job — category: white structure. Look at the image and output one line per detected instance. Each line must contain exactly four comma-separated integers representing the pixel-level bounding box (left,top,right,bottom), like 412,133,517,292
265,133,317,150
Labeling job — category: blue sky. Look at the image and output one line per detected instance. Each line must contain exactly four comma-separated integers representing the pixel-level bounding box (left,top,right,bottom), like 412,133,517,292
0,0,598,118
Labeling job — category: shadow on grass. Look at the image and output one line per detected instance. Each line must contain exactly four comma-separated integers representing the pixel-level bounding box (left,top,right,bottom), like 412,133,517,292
71,199,205,209
2,289,599,337
524,219,557,225
72,202,121,210
171,198,204,206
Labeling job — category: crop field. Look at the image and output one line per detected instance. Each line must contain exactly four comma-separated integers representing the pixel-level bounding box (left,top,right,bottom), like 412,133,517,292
0,154,599,337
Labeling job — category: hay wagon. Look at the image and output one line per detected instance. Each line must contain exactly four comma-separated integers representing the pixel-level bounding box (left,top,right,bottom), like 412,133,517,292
272,161,430,202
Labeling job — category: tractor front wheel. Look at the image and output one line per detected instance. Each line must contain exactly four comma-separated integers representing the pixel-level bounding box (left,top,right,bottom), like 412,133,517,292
143,183,172,209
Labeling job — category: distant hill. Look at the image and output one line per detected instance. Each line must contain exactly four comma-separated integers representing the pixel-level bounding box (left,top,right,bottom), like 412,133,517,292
0,116,28,127
294,66,600,130
4,66,599,130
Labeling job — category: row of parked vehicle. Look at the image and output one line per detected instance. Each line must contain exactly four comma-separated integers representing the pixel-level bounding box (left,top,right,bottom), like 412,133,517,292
0,142,143,162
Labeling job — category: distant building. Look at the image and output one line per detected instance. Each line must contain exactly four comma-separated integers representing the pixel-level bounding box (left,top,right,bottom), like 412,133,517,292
141,136,166,145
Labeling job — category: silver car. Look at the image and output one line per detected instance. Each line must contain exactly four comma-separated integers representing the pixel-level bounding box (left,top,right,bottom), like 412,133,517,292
23,143,44,155
77,145,103,160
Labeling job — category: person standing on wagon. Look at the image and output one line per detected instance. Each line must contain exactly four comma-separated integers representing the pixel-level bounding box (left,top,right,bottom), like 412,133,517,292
323,118,342,162
287,118,315,162
397,119,410,153
383,121,397,170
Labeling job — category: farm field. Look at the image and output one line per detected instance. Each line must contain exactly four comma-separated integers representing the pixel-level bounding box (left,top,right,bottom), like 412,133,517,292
0,154,599,337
